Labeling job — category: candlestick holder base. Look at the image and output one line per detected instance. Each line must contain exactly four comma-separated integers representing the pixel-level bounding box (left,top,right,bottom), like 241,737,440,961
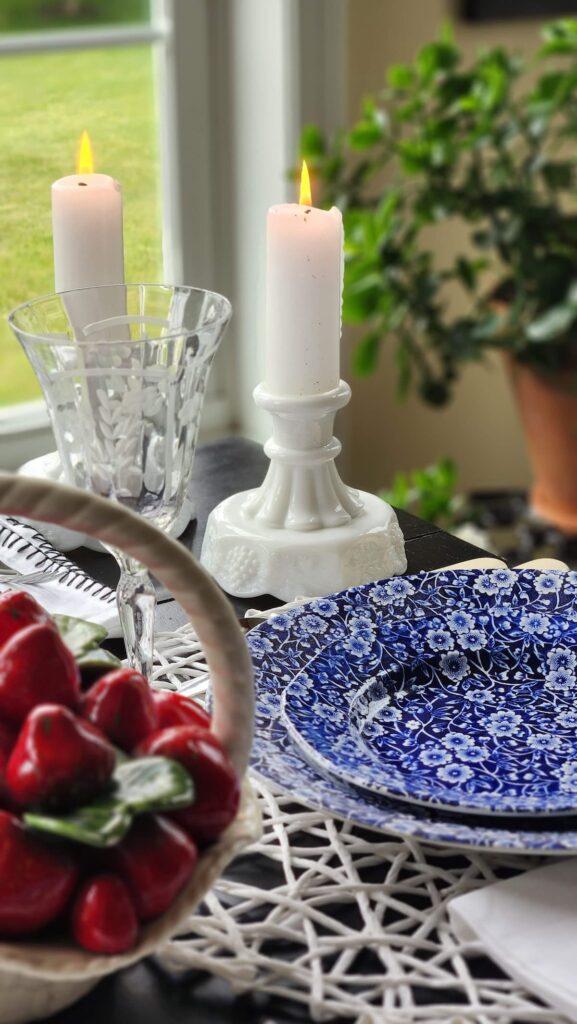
201,381,406,601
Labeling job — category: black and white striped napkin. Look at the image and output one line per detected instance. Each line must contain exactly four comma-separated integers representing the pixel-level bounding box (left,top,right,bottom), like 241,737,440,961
0,517,119,635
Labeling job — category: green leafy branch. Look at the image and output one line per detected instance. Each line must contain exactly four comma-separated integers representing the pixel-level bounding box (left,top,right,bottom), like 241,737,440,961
301,19,577,405
380,457,467,528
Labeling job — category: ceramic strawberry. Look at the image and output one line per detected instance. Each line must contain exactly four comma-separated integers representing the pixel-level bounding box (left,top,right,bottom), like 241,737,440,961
0,591,49,651
7,703,116,810
81,668,157,751
152,690,211,732
0,721,16,807
0,621,80,726
137,726,240,845
72,874,139,954
110,814,197,921
0,810,78,935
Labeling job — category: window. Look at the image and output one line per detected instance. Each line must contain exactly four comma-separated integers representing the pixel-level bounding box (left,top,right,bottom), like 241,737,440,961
0,1,168,468
0,0,346,467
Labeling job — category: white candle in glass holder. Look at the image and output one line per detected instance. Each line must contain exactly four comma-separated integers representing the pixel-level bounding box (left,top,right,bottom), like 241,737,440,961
265,161,343,397
52,130,124,293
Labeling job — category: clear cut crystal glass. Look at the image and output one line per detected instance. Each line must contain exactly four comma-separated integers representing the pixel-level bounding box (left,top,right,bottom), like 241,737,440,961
9,284,231,677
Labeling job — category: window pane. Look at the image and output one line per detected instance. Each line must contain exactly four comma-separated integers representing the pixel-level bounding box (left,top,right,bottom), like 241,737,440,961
0,45,162,406
0,1,150,34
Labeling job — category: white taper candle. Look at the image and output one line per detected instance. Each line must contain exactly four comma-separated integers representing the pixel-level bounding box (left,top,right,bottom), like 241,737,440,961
52,171,124,293
265,168,343,396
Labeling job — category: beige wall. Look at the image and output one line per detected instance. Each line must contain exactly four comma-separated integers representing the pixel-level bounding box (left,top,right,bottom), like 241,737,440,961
343,0,546,495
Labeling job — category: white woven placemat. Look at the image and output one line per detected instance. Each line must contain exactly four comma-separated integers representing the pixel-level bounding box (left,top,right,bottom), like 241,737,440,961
152,623,568,1024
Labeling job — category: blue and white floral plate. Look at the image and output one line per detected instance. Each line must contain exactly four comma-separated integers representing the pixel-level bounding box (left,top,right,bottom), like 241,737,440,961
248,569,577,854
281,570,577,816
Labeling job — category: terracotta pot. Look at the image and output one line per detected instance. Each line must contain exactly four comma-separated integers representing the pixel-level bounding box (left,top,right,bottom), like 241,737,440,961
508,357,577,534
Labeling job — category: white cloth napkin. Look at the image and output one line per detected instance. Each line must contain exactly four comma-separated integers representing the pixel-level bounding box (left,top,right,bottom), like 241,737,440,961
0,516,120,635
449,858,577,1022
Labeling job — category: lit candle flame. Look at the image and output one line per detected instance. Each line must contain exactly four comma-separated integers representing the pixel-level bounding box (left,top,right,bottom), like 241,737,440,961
299,159,312,206
76,130,94,176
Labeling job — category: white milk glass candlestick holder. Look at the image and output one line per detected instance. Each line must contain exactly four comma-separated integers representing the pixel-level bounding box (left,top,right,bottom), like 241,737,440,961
9,284,231,677
201,379,407,601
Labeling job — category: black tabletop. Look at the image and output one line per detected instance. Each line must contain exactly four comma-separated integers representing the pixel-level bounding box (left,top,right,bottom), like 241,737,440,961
47,437,492,1024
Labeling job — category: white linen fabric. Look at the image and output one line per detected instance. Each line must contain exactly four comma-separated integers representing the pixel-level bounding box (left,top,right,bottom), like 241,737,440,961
0,515,119,634
449,858,577,1023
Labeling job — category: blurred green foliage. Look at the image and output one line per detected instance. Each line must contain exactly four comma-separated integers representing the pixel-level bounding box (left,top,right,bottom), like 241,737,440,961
301,19,577,406
381,458,465,528
0,0,149,33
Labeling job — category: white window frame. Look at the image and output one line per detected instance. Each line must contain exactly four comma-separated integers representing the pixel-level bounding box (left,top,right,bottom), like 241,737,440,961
171,0,346,443
0,0,346,467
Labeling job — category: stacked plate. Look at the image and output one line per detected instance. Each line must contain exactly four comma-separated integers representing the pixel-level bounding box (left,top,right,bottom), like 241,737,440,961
248,563,577,855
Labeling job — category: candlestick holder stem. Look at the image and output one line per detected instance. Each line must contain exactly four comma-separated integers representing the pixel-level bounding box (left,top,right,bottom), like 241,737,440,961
201,379,406,601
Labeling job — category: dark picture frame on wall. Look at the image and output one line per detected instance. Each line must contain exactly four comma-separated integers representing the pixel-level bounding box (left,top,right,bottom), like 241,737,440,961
462,0,577,20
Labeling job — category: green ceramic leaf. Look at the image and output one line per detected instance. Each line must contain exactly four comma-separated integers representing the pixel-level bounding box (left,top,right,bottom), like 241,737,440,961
77,648,121,671
78,648,122,688
53,614,108,658
114,746,130,767
23,757,194,848
24,800,131,848
115,756,194,813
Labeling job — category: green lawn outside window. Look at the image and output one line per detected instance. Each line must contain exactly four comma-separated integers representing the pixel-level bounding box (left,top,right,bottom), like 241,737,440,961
0,45,162,407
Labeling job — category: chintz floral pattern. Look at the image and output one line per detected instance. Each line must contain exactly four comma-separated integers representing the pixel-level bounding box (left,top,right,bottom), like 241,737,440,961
282,571,577,815
248,570,577,853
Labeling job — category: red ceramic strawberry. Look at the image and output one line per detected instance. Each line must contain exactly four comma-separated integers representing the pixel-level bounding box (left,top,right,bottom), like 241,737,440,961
72,874,139,954
137,726,240,845
0,591,49,651
7,704,116,810
110,814,197,921
0,622,80,726
0,810,78,935
152,691,211,733
0,721,16,807
81,668,157,751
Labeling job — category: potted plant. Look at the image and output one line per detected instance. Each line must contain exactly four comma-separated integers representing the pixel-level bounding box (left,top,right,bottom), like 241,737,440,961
301,18,577,533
